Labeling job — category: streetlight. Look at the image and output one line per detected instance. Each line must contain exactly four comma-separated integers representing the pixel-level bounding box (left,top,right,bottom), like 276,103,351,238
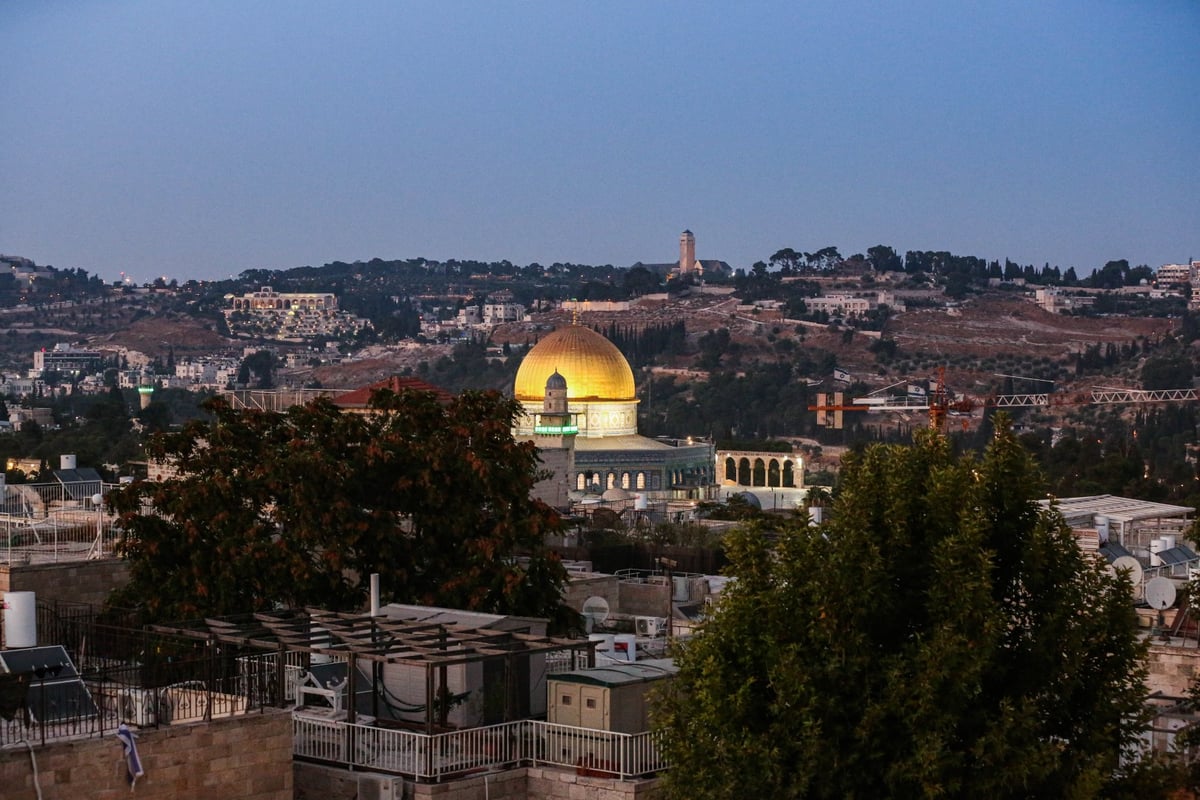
88,493,104,560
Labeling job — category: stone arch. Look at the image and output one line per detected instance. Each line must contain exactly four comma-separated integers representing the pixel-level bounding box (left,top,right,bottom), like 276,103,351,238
752,458,766,487
782,460,796,488
724,457,737,482
767,459,781,488
738,458,752,486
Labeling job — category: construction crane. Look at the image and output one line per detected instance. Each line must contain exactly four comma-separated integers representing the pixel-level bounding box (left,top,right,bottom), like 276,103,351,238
810,367,1200,431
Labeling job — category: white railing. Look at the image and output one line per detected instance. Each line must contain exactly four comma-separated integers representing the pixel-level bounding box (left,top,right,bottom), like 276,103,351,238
1,481,122,564
292,715,667,781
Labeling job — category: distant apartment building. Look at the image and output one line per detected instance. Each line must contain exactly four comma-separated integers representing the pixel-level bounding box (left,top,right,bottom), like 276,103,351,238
1157,262,1198,288
483,301,525,325
1035,286,1096,314
10,406,55,431
806,291,903,316
33,343,104,377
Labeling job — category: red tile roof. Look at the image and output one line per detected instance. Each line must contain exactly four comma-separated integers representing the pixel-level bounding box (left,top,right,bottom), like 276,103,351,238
331,376,453,408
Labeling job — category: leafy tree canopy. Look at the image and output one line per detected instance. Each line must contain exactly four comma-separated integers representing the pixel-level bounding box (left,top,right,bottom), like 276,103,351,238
108,390,570,628
655,421,1169,799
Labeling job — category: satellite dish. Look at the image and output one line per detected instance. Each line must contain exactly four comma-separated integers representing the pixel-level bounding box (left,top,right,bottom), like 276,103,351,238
1145,577,1177,610
581,596,610,633
1111,556,1144,587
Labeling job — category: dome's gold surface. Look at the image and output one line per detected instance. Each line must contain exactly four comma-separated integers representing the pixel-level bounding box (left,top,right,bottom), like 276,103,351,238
514,325,636,402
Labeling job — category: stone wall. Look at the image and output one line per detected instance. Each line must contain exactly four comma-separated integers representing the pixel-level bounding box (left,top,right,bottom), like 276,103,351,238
0,558,129,608
1146,642,1200,698
296,762,663,799
0,709,292,800
618,580,670,618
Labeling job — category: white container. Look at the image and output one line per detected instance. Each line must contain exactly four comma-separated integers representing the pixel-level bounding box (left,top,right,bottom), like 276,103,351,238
1149,538,1167,567
60,454,77,470
588,633,614,655
612,634,637,663
1160,534,1178,551
1094,515,1109,544
3,591,37,648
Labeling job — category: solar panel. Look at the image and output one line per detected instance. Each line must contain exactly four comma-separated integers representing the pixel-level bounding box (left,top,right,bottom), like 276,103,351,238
27,679,98,722
0,645,78,678
0,645,97,722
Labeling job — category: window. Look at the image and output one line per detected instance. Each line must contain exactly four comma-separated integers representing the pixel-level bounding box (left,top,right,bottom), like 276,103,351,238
561,695,572,706
586,698,597,709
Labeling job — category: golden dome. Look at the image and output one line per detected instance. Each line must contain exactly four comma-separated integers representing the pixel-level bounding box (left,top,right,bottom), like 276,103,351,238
514,325,636,402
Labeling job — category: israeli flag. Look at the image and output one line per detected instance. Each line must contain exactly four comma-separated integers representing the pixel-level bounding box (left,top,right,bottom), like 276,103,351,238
116,723,144,789
833,367,851,383
907,383,927,399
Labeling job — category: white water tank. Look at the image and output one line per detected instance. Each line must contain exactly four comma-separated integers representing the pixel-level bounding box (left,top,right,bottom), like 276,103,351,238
612,634,637,663
1149,538,1167,567
1160,534,1178,551
1094,515,1110,544
3,591,37,648
60,454,77,471
672,576,690,602
634,494,647,511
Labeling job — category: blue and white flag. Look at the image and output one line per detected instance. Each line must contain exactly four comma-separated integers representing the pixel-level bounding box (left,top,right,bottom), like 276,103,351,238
907,383,927,399
116,723,144,789
833,367,851,383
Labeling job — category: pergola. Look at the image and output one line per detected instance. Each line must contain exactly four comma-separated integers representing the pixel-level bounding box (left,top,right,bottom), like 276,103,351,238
152,606,595,733
1043,494,1195,554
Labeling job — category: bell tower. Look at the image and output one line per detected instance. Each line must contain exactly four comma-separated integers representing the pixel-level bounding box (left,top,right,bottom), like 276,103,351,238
679,230,696,275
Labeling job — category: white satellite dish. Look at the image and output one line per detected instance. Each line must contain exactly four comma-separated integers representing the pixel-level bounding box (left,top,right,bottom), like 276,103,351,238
1145,577,1177,610
581,596,610,633
1110,556,1144,587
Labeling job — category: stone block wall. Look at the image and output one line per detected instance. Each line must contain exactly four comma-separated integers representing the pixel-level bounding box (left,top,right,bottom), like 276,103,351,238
295,762,663,800
0,709,292,800
0,558,130,608
617,581,670,618
1146,643,1200,698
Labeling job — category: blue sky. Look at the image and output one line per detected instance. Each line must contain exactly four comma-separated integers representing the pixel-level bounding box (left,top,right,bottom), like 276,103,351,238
2,1,1197,283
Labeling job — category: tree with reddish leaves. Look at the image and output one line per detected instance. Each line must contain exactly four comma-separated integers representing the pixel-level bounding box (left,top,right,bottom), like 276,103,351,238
108,389,570,629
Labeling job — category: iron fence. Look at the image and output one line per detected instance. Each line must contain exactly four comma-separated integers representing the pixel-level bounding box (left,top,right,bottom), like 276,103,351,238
0,610,290,750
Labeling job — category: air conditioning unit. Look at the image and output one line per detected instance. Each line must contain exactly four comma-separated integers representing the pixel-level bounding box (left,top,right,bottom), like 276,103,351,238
357,773,405,800
635,616,661,637
118,689,163,727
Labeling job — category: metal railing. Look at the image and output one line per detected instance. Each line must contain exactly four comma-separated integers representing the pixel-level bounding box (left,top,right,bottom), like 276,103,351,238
0,481,122,564
0,618,293,750
292,715,667,782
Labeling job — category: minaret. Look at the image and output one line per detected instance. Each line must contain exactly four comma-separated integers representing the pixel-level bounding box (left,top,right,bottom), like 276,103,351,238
533,370,577,508
679,230,696,275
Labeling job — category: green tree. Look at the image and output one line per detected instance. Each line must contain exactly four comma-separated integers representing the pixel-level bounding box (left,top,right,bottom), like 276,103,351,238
108,389,570,628
655,421,1168,798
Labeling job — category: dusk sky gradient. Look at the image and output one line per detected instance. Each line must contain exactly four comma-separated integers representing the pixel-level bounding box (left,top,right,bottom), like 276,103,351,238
2,1,1197,283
